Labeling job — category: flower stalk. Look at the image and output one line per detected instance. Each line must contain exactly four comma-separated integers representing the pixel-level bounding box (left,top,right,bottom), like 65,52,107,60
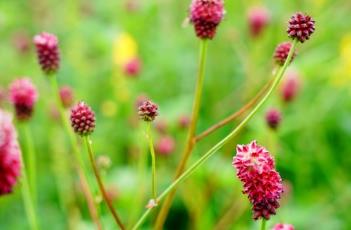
261,219,267,230
146,122,157,200
19,153,39,230
49,76,102,230
83,136,126,230
133,39,298,230
154,38,208,229
22,123,37,204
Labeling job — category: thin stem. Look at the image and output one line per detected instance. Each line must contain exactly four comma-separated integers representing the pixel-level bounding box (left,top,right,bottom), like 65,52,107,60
154,38,208,230
49,76,102,230
261,219,267,230
133,39,298,230
22,123,37,205
19,153,39,230
146,122,157,199
84,136,126,230
195,78,273,142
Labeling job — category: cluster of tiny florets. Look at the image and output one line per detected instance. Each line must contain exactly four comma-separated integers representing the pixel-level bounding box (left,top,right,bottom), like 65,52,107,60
9,78,38,121
33,32,60,75
0,110,21,195
274,42,297,66
287,12,315,43
138,100,159,122
70,102,96,136
265,108,282,130
233,141,283,220
189,0,225,39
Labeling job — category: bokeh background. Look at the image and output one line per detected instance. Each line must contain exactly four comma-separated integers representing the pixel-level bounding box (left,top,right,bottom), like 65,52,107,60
0,0,351,229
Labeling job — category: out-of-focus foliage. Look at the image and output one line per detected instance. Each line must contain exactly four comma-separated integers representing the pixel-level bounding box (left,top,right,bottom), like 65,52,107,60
0,0,350,229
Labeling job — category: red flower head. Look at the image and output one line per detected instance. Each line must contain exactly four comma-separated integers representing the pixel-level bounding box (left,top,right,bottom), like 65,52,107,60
33,32,60,75
189,0,225,39
123,57,142,77
272,223,295,230
265,108,282,130
248,7,270,38
156,136,175,155
280,70,301,102
155,119,168,134
178,115,190,129
273,42,297,66
59,85,74,109
138,100,158,122
233,141,283,220
70,102,96,136
0,110,21,195
9,78,38,121
287,12,315,43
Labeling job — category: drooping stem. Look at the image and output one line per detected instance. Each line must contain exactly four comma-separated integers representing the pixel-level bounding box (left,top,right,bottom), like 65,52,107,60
133,39,298,230
146,122,157,199
261,219,267,230
84,136,126,230
154,38,208,230
19,153,39,230
22,123,37,205
49,76,102,230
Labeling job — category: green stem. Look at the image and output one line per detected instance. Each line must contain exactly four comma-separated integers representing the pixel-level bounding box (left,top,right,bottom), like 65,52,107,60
154,38,208,230
19,153,39,230
146,122,157,199
84,136,126,230
22,123,37,205
261,219,267,230
132,39,298,230
49,76,102,229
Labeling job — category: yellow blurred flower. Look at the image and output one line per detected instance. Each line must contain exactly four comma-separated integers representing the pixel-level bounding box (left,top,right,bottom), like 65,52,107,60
113,32,138,66
101,100,118,117
331,34,351,87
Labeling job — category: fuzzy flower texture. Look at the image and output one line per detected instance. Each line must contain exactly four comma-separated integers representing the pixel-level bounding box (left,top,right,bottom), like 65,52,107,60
189,0,225,39
0,110,21,195
70,102,96,136
138,100,158,122
274,42,297,66
33,32,60,75
9,78,38,121
233,141,283,220
287,12,315,43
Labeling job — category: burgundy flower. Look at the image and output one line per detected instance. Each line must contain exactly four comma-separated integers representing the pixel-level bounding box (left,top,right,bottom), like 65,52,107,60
233,141,283,220
287,12,315,43
123,57,141,77
138,100,158,122
0,110,21,195
156,136,175,155
59,85,74,108
178,115,190,129
189,0,225,39
70,102,96,136
273,42,297,66
248,7,270,38
9,78,38,121
280,70,301,102
33,32,60,75
265,108,282,130
272,223,295,230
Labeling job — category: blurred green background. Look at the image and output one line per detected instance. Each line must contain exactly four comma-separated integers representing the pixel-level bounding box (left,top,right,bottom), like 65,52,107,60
0,0,351,229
